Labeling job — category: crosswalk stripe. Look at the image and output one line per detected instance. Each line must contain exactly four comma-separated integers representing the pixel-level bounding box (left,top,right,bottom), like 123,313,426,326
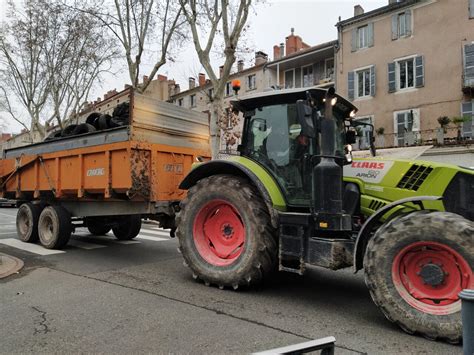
0,238,65,255
136,234,168,241
68,239,107,250
139,229,170,237
113,240,141,245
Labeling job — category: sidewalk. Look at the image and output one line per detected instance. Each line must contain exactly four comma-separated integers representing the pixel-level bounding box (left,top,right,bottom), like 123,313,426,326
0,253,24,279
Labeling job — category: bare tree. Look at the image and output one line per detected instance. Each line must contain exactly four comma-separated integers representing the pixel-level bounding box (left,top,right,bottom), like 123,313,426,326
81,0,185,93
179,0,253,157
0,0,116,140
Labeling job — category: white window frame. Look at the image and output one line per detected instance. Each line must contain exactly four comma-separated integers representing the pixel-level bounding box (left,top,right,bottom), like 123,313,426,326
393,108,420,146
225,82,232,96
246,74,256,91
354,65,372,99
357,25,369,49
397,12,409,37
301,65,314,87
325,58,335,79
190,94,196,108
354,116,374,150
284,69,295,89
395,55,416,91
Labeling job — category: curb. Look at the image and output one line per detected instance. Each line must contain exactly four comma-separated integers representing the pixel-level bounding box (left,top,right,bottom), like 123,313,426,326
0,253,24,279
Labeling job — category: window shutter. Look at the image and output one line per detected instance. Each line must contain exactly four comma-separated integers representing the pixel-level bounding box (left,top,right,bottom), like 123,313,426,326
370,65,376,96
295,68,302,88
470,0,474,18
415,55,424,88
464,43,474,87
461,102,473,138
348,71,355,100
405,10,412,36
391,15,398,40
388,62,396,93
351,29,358,52
368,23,374,47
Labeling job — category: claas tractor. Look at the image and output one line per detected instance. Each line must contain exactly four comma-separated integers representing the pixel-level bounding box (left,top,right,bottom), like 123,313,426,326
176,86,473,342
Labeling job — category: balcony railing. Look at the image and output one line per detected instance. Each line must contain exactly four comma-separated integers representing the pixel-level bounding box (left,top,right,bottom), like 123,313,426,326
462,74,474,94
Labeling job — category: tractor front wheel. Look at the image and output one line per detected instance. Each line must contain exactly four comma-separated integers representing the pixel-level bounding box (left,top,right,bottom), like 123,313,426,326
176,175,277,289
364,211,473,343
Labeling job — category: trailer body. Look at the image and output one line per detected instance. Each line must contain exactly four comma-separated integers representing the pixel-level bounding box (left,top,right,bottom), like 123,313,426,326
0,92,210,224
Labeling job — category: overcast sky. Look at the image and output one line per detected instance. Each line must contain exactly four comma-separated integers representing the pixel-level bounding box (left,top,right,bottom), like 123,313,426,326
0,0,387,133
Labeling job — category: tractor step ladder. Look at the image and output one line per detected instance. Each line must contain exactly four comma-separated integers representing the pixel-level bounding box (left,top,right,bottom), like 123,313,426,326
279,224,306,275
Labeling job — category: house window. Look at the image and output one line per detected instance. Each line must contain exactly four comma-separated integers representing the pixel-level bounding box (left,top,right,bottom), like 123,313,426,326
356,68,371,98
358,25,369,49
392,10,412,40
325,58,334,79
208,88,214,99
393,109,420,146
225,82,232,96
469,0,474,18
178,98,183,107
461,101,474,138
348,65,375,100
354,117,373,150
247,74,256,90
302,65,313,87
284,69,295,88
398,58,415,90
190,94,196,108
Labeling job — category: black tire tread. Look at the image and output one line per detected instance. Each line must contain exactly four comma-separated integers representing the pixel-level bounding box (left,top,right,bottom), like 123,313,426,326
364,211,473,344
16,203,42,243
112,215,141,240
176,174,278,289
38,205,72,249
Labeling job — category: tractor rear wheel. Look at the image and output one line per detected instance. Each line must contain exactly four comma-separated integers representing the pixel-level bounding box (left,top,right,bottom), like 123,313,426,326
176,175,277,289
364,211,473,343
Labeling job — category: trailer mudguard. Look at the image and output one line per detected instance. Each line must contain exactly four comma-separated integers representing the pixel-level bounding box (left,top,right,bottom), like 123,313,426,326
179,158,286,227
353,195,443,272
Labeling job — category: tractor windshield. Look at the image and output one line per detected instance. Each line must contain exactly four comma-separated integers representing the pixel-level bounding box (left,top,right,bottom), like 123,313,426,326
244,102,346,206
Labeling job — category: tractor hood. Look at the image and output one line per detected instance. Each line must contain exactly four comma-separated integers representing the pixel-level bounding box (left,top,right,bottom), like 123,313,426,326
231,86,357,119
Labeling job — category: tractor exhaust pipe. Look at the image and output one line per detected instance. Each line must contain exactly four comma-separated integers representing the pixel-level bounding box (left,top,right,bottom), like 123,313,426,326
312,88,351,231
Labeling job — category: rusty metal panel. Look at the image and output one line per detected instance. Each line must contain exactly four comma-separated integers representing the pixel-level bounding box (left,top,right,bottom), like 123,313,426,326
129,149,151,200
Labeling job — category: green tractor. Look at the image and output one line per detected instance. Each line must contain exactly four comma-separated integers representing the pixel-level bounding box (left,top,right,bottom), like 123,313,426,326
176,86,473,342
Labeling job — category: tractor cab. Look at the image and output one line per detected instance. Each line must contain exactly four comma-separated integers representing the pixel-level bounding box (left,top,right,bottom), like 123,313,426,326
231,86,365,211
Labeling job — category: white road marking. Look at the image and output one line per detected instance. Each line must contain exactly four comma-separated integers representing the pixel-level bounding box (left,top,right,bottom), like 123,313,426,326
0,211,16,218
139,229,170,237
0,238,65,255
112,240,141,245
136,234,168,241
0,231,17,235
68,239,107,250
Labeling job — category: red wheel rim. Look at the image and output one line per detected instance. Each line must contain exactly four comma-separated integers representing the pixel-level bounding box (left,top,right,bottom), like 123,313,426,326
392,241,473,315
193,200,245,266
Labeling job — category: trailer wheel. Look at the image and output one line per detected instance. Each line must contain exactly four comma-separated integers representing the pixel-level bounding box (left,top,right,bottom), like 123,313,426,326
85,217,111,236
364,211,473,343
176,175,277,289
38,206,72,249
16,203,42,243
72,123,96,136
112,215,141,240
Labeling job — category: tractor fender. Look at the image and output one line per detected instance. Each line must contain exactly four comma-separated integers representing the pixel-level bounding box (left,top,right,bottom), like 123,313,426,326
353,195,442,272
179,159,285,229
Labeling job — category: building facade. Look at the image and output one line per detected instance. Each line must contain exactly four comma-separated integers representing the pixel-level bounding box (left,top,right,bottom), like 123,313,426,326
336,0,474,148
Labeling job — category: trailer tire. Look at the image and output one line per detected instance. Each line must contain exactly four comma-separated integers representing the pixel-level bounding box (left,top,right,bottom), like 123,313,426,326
112,215,141,240
16,203,42,243
176,175,277,289
85,217,111,236
38,206,72,249
61,124,77,137
364,211,473,343
72,123,96,136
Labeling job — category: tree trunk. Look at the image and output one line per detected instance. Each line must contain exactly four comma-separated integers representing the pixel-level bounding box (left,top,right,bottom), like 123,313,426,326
210,99,222,159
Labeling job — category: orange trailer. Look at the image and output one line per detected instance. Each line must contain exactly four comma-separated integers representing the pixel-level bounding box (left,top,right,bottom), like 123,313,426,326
0,91,210,248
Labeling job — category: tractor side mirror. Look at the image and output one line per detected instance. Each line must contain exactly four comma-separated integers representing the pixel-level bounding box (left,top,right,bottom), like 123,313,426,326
296,100,315,138
346,130,356,144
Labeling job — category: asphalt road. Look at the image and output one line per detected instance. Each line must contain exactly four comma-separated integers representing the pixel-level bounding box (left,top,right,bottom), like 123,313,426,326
0,207,461,354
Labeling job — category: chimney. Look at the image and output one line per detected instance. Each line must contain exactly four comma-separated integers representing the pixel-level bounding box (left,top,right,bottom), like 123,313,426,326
219,65,224,78
354,5,364,16
157,74,167,81
273,45,281,60
255,51,268,66
389,0,398,3
143,75,149,84
237,60,244,72
198,73,206,86
175,84,180,94
280,43,285,57
189,77,196,89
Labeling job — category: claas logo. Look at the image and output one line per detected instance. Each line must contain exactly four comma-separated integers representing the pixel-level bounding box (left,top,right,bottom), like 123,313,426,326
351,161,385,169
